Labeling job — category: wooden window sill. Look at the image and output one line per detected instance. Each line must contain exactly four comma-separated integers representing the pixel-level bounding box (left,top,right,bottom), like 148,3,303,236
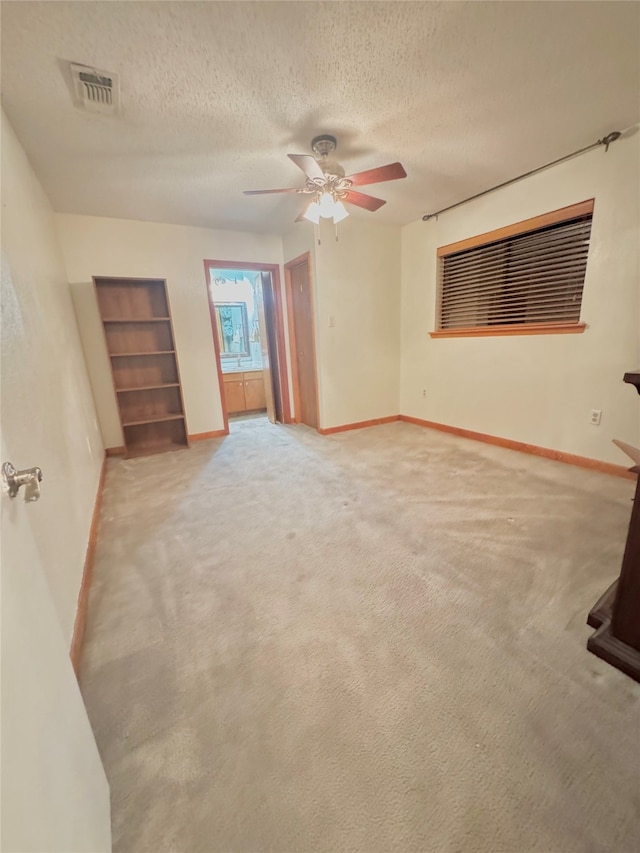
429,322,587,339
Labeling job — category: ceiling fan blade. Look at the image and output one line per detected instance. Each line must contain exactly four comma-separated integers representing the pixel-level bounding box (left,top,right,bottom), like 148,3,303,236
343,190,387,212
287,154,325,181
346,162,407,187
294,210,307,223
243,187,301,195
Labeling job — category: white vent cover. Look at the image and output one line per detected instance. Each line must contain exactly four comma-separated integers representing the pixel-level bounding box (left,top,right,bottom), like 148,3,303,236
70,63,119,114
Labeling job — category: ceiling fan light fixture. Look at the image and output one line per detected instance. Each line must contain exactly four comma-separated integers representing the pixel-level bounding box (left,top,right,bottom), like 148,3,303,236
303,200,321,224
303,192,349,225
318,191,336,218
331,200,349,223
316,191,350,223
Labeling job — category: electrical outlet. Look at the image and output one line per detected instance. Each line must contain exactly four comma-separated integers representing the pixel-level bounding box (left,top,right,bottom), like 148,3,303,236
328,315,335,328
590,409,602,426
422,389,427,398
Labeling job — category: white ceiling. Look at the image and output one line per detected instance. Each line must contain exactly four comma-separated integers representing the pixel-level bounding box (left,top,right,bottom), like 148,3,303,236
1,1,639,235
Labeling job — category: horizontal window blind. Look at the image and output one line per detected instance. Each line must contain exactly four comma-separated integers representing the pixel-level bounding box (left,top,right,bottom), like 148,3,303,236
438,211,593,330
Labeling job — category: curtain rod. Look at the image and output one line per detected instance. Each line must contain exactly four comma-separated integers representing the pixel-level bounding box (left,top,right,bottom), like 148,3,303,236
421,131,621,222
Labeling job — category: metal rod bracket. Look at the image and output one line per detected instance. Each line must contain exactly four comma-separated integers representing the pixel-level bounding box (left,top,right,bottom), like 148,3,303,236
422,131,622,222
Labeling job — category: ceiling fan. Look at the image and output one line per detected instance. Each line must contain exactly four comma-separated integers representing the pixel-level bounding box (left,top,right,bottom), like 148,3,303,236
243,135,407,224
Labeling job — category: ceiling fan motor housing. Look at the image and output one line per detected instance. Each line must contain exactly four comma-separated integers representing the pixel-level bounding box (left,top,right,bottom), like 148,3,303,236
321,160,346,179
311,134,337,157
310,136,346,179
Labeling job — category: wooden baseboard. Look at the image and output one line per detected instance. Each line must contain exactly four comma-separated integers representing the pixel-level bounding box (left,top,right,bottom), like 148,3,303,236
70,457,107,676
318,415,400,435
189,429,227,441
105,445,125,456
398,415,636,480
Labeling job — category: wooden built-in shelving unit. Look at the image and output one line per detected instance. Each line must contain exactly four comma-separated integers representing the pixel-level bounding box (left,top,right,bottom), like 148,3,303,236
94,277,189,457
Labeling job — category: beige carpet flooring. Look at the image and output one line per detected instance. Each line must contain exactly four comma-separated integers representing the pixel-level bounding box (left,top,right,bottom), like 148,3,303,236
80,419,640,853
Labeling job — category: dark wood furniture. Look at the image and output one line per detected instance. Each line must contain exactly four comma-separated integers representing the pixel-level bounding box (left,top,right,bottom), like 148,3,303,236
586,370,640,682
94,277,189,457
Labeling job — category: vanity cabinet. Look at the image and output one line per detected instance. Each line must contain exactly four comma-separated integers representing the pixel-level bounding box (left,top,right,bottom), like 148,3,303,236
222,370,266,414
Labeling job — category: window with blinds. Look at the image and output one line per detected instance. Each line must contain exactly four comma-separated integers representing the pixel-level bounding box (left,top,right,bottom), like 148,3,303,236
434,200,593,337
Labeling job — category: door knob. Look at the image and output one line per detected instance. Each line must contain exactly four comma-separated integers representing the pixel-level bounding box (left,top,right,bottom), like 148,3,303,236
2,461,43,502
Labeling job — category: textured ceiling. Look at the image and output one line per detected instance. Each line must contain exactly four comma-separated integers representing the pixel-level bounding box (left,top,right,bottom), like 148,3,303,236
1,1,639,234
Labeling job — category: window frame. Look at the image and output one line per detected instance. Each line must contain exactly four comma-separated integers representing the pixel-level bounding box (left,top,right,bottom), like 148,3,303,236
430,199,594,339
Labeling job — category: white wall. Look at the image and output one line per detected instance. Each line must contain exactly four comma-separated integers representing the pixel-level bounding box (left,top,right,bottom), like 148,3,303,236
400,133,640,465
1,112,110,852
285,218,402,429
282,223,317,273
56,214,284,447
0,113,104,641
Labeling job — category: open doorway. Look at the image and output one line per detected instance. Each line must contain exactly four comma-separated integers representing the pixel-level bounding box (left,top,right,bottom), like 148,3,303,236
204,260,290,432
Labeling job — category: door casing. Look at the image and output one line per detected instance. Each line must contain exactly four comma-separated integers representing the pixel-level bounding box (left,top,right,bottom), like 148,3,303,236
203,259,291,431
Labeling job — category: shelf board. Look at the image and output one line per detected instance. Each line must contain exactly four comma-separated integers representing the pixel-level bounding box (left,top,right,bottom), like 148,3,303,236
126,441,188,458
116,383,180,393
122,413,185,428
102,317,171,323
110,350,175,357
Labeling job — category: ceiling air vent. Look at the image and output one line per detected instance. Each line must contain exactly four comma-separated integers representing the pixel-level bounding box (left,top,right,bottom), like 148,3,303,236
69,62,119,115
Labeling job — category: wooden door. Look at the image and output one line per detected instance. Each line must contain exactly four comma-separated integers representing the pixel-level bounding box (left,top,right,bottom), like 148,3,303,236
261,272,283,423
286,255,318,429
0,436,111,852
255,273,276,423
